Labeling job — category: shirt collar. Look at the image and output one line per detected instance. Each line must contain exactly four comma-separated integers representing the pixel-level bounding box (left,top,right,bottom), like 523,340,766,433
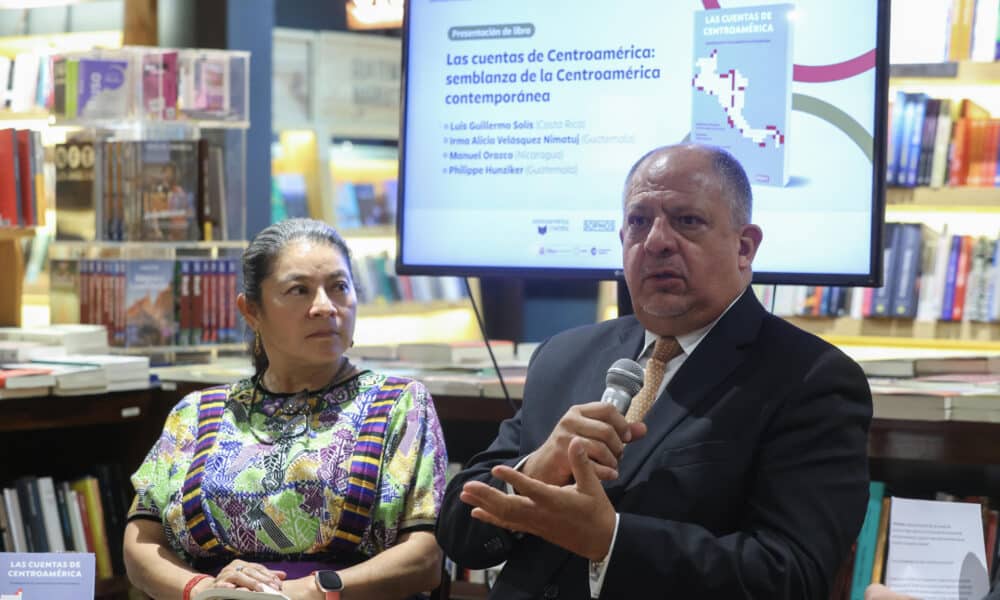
640,289,744,359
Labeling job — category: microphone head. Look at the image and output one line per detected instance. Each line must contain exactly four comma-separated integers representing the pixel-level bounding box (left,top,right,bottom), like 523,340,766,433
606,358,644,396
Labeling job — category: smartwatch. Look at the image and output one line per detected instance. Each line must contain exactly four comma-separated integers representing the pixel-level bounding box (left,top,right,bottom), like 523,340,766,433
312,570,344,599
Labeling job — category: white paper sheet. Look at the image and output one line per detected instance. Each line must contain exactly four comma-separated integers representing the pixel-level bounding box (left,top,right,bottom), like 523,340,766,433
885,497,990,600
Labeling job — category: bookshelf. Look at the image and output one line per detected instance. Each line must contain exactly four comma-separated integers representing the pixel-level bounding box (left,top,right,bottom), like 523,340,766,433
32,46,253,355
769,61,1000,353
0,387,168,600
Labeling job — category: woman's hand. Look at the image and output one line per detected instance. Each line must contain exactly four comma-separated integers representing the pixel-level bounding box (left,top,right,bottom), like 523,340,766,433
865,583,919,600
209,560,287,592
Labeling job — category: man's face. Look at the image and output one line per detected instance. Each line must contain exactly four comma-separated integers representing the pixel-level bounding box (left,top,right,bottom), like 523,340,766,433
620,147,762,336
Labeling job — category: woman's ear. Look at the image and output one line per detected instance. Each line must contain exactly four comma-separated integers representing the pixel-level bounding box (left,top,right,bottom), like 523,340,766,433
236,294,261,330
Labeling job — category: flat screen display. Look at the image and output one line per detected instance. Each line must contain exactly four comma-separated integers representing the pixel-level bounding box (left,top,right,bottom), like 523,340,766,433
397,0,889,284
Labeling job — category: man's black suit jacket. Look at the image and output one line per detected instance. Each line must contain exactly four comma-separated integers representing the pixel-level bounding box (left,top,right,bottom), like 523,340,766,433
436,289,873,599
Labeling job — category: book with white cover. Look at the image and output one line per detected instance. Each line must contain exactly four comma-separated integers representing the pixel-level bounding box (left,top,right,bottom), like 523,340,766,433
0,340,52,362
397,340,515,365
62,485,88,553
107,378,152,392
0,367,55,388
0,57,10,108
1,362,106,391
30,353,150,382
0,386,50,399
36,477,66,552
8,53,40,112
3,488,27,552
0,325,109,354
52,385,109,397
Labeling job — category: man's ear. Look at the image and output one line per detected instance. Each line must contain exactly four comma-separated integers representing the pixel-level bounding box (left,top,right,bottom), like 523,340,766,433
738,225,763,270
236,294,260,330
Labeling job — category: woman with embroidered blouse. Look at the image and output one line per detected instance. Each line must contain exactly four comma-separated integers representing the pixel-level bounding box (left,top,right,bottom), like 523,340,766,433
123,219,447,600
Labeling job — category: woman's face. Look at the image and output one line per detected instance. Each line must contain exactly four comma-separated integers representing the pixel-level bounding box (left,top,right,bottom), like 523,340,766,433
244,239,357,372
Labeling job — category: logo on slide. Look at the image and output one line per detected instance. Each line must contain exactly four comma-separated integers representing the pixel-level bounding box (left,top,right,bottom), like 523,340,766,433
583,219,615,232
537,225,547,235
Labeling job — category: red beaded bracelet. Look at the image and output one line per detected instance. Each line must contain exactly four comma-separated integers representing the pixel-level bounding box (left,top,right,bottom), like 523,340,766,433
183,574,211,600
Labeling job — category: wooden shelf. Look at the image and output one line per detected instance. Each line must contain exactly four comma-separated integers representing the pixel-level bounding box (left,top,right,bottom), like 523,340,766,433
886,186,1000,211
49,240,248,250
358,300,470,317
785,316,1000,351
870,418,1000,465
340,225,395,238
0,227,36,240
890,61,1000,83
433,394,518,423
110,343,245,355
0,109,50,123
0,389,153,433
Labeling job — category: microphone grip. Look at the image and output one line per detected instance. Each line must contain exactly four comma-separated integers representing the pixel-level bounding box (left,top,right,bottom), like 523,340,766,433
600,387,632,415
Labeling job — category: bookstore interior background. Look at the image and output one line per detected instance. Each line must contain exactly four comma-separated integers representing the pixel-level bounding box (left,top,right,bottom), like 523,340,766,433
9,0,1000,598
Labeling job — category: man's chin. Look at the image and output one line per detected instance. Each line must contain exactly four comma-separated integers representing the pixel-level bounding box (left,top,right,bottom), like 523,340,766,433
638,300,688,320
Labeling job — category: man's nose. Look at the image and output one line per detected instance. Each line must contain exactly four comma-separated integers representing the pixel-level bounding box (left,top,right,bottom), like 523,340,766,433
643,216,676,254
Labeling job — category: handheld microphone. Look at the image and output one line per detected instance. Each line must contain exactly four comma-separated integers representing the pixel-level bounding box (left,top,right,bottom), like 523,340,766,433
601,358,644,415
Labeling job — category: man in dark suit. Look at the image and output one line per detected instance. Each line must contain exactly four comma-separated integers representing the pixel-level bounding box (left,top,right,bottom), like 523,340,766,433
436,143,872,598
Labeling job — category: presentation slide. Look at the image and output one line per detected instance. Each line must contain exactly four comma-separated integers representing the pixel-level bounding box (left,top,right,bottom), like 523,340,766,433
399,0,884,281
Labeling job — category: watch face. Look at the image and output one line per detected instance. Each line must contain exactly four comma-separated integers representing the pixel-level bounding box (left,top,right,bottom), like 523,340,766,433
316,570,344,592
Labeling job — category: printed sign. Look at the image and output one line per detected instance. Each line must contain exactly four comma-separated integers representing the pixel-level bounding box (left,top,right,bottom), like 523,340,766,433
0,553,95,600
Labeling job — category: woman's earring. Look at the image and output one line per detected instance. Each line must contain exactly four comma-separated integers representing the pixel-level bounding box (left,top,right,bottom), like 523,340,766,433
254,331,262,355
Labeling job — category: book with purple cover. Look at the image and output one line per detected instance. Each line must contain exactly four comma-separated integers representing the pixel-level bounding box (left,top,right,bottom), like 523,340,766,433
0,552,95,599
76,58,129,119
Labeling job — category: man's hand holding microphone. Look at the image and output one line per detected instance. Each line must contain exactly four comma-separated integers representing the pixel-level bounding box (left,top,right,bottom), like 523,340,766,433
459,359,647,561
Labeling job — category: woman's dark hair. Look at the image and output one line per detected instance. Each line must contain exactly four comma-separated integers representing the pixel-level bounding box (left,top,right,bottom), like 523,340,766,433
242,218,353,376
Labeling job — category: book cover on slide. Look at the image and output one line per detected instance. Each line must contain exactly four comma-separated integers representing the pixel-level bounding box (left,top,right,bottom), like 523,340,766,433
691,4,793,186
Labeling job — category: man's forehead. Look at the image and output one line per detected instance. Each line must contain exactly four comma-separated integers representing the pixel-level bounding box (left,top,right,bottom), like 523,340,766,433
627,165,716,201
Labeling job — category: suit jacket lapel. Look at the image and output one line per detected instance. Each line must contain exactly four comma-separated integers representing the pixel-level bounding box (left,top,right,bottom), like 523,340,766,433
611,289,765,492
563,317,646,420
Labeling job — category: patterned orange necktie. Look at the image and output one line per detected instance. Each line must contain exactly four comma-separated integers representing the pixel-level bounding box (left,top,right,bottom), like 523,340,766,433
625,336,682,423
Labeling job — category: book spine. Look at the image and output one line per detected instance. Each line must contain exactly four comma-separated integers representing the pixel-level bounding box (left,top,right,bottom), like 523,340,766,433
192,259,203,344
942,235,962,321
36,476,66,552
891,224,921,318
15,476,46,552
953,235,975,321
180,259,191,345
849,481,886,599
904,95,928,187
15,129,34,226
870,496,892,584
872,223,900,317
3,488,27,552
71,477,112,579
